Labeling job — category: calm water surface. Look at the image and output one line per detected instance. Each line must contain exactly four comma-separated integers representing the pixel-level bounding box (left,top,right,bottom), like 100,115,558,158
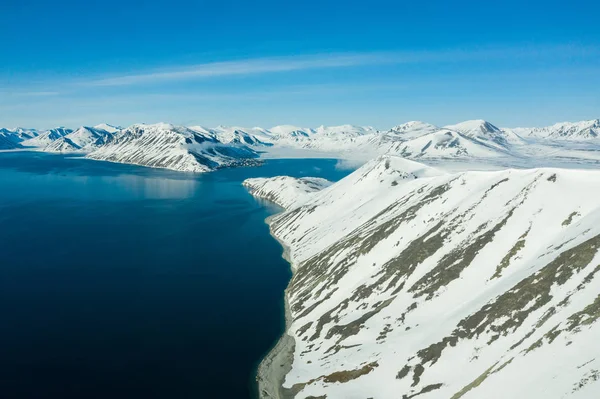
0,152,353,399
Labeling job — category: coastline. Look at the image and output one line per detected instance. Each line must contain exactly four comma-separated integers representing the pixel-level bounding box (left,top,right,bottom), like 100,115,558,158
256,214,296,399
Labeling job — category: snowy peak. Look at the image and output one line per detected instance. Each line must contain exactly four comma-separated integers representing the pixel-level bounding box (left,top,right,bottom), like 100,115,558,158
314,124,376,137
21,127,73,148
87,122,259,172
68,126,114,148
445,119,501,135
208,126,274,147
44,137,81,152
355,155,445,185
40,126,115,153
269,125,314,139
0,127,38,148
0,130,22,149
386,129,506,159
445,119,523,148
93,123,121,134
389,121,439,138
514,119,600,140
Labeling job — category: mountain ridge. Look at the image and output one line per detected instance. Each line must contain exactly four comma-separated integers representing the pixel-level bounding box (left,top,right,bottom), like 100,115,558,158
248,155,600,399
2,118,600,172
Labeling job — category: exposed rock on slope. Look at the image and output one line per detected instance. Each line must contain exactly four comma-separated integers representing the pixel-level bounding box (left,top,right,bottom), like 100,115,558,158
251,155,600,399
0,130,22,149
244,177,332,209
511,119,600,140
446,119,525,148
42,126,114,153
87,123,259,172
21,127,73,148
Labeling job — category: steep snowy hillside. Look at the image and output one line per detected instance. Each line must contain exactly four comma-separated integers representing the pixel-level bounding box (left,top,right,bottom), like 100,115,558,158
39,127,112,153
5,118,600,171
269,125,314,141
22,127,73,148
389,121,439,139
0,127,39,149
0,130,22,149
94,123,121,133
446,119,525,148
1,127,39,142
387,129,506,159
244,177,332,209
511,119,600,140
42,126,115,153
253,155,600,399
87,123,259,172
314,124,376,137
265,125,376,152
206,126,274,147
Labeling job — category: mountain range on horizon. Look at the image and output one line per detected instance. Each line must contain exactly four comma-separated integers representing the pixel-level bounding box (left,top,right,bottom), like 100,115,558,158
1,118,600,173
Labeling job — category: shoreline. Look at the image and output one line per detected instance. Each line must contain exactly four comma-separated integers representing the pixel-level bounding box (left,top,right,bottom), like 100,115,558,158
255,214,296,399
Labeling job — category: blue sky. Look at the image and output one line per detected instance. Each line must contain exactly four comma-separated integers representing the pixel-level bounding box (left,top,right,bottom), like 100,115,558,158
1,0,599,129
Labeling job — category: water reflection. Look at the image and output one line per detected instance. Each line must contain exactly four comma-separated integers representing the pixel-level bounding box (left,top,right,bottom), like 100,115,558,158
0,154,199,201
104,174,198,199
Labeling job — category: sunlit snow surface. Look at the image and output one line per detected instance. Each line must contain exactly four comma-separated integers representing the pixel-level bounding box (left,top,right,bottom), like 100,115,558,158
246,155,600,399
3,119,600,172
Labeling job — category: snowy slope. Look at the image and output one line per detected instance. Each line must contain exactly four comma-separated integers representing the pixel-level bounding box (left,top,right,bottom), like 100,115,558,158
0,127,39,149
39,126,115,153
0,129,22,149
94,123,121,134
244,176,332,209
0,132,21,149
388,129,506,159
389,121,439,139
21,127,73,148
206,126,274,147
446,119,525,148
5,118,600,171
66,126,113,149
253,155,600,399
511,119,600,140
266,125,376,152
44,137,81,152
87,123,259,172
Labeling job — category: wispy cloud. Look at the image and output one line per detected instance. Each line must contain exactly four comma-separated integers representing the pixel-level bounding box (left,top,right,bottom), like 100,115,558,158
79,45,599,87
84,53,396,87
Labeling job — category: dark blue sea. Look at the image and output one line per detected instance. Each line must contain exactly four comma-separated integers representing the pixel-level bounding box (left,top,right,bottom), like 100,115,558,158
0,152,353,399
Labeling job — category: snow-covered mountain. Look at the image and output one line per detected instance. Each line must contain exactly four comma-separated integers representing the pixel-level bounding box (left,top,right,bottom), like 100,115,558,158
42,126,115,153
446,119,525,148
511,119,600,141
0,127,39,149
265,124,376,152
252,155,600,399
389,121,439,139
385,129,506,159
0,130,22,149
3,118,600,172
203,126,274,147
94,123,121,134
244,176,332,209
22,127,73,148
364,121,519,163
87,123,259,172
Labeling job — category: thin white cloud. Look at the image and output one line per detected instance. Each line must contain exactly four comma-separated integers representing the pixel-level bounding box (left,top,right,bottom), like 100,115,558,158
84,53,397,87
78,44,599,87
